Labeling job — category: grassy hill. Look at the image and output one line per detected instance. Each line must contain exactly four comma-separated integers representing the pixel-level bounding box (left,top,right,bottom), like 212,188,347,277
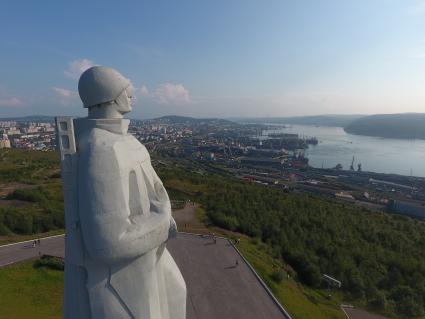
0,150,63,238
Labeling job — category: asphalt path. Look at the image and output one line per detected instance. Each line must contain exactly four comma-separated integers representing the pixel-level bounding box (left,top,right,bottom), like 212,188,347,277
0,233,288,319
169,233,287,319
342,306,389,319
0,235,64,267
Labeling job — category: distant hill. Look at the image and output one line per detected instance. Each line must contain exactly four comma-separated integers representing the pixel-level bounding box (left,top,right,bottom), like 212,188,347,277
234,115,364,127
149,115,236,126
344,113,425,139
0,114,237,126
0,115,55,122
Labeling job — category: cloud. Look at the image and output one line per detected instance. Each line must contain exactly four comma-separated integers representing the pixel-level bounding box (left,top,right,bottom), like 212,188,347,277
52,87,77,98
139,85,150,97
135,83,191,105
408,1,425,15
64,59,95,79
52,87,80,108
152,83,191,105
0,97,24,107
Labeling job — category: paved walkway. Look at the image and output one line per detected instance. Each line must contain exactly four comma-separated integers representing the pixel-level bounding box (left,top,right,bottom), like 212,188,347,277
0,233,288,319
0,235,64,267
169,233,286,319
342,306,389,319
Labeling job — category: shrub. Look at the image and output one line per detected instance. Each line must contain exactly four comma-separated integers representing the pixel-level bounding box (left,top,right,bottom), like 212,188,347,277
34,256,64,271
271,269,285,283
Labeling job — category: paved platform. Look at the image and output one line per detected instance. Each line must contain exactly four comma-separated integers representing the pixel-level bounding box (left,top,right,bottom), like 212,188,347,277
168,233,286,319
342,306,389,319
0,233,287,319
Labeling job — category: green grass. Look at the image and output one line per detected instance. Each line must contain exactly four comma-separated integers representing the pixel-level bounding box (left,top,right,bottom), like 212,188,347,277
233,236,346,319
0,149,60,184
0,260,63,319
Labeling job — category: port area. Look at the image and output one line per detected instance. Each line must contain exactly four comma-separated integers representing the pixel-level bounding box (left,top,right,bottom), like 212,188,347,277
215,163,425,220
138,118,425,220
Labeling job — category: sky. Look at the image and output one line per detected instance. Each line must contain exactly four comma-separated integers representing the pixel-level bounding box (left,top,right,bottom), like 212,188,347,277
0,0,424,119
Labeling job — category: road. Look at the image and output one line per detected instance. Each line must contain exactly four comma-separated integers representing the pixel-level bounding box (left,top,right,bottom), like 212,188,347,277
0,235,64,267
0,233,289,319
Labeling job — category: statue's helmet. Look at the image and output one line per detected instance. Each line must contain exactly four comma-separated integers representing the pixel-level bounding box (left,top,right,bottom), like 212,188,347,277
78,66,131,108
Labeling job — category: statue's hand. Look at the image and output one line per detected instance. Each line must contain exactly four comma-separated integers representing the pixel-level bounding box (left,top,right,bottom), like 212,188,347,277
169,217,178,239
150,199,171,216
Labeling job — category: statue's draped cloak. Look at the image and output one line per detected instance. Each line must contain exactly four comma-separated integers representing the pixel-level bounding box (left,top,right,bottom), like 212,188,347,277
64,118,186,319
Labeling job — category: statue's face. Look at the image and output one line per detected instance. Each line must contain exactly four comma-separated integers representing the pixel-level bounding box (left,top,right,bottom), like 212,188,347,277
115,86,133,114
125,86,133,111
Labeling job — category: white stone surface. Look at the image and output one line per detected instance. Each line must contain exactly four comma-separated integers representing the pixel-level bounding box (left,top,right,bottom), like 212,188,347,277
78,66,131,108
58,66,186,319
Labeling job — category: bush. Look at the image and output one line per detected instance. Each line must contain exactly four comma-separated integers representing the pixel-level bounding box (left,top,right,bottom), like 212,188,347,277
34,256,64,271
207,211,239,231
271,269,285,283
368,290,387,311
250,237,260,246
6,188,47,203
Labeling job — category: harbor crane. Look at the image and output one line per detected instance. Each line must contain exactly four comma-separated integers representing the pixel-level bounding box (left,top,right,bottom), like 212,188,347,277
350,156,355,171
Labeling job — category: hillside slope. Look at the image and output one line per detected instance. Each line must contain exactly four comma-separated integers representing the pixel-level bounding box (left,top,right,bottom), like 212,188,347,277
344,113,425,139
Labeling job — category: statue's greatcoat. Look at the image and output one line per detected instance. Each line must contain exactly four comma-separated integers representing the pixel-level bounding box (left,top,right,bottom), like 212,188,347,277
64,118,186,319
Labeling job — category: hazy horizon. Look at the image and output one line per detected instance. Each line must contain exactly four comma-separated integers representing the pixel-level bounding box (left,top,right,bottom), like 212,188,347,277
1,1,424,119
0,112,418,121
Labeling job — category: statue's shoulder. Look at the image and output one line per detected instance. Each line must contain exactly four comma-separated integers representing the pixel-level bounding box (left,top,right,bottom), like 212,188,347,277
82,128,121,154
112,134,150,162
79,128,150,164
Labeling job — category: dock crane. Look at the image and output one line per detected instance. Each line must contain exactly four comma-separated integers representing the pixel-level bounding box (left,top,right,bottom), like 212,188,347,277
350,156,355,171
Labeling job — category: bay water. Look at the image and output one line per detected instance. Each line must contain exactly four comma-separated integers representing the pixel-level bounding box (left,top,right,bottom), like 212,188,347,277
264,125,425,177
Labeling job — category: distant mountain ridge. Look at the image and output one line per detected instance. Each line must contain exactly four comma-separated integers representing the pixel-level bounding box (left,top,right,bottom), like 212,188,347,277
233,114,364,127
148,115,236,125
4,113,425,140
0,115,235,126
235,113,425,140
344,113,425,139
0,115,55,122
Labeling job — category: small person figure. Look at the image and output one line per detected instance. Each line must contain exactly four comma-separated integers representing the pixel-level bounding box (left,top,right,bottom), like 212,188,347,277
32,241,36,248
37,239,41,245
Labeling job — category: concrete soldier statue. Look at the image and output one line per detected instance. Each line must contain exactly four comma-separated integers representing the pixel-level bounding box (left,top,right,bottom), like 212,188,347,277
56,66,186,319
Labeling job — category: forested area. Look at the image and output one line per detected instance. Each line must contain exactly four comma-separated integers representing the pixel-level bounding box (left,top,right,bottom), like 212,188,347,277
344,113,425,139
159,166,425,317
0,150,63,235
0,187,64,235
